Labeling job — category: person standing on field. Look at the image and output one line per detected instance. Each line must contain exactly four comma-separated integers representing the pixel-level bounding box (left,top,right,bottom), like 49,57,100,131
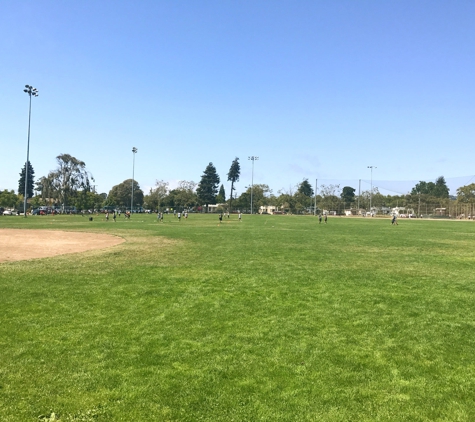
319,214,322,224
324,214,328,224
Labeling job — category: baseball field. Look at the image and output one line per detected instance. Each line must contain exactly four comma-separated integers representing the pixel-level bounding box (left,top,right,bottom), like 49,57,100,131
1,214,475,421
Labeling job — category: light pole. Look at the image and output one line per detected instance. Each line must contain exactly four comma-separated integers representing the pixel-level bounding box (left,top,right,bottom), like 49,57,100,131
248,156,259,214
314,179,318,216
131,147,137,214
367,166,376,212
23,85,38,217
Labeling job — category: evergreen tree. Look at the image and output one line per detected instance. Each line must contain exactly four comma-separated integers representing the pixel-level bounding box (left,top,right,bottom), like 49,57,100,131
298,179,314,197
18,161,35,199
216,184,226,203
197,162,220,212
434,176,449,198
227,157,240,211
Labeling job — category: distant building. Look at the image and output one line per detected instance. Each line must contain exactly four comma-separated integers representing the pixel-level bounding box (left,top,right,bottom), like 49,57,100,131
259,205,277,214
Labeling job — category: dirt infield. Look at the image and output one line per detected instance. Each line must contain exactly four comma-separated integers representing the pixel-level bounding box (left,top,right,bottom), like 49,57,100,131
0,229,124,263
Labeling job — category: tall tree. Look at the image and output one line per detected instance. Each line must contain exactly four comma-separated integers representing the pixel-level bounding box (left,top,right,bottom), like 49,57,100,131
107,179,144,208
341,186,356,205
49,154,94,209
298,179,314,197
36,174,58,207
434,176,449,198
216,184,226,203
227,157,240,211
144,180,169,210
197,162,220,212
411,177,449,198
18,161,35,199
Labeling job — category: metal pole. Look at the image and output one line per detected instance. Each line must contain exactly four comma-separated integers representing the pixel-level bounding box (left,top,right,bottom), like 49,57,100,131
367,166,376,212
248,156,258,214
23,85,38,217
358,179,361,211
131,147,137,214
24,94,32,217
314,179,317,216
251,159,254,214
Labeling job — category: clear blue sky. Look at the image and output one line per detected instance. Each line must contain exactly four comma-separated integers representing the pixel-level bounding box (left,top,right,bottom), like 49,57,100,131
2,0,475,197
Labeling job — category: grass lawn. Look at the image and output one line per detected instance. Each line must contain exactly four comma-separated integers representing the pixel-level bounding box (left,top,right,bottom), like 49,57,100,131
2,214,475,421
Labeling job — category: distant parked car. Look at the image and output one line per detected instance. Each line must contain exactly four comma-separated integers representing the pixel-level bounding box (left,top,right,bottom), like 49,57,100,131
3,209,14,215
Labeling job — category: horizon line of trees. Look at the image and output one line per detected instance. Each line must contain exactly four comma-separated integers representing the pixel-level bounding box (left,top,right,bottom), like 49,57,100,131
6,156,474,216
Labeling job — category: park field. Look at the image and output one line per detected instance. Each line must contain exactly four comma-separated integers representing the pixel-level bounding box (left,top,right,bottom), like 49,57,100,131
1,214,475,421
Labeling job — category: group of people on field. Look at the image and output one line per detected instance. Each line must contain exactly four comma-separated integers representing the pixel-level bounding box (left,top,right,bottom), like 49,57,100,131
104,210,130,222
101,210,400,226
219,212,242,223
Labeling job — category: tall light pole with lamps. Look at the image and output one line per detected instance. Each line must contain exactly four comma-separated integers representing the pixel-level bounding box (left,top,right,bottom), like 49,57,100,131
248,156,258,214
23,85,38,217
367,166,376,212
131,147,138,213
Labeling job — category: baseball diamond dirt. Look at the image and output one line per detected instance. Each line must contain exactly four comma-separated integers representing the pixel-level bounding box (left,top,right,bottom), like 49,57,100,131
0,229,124,263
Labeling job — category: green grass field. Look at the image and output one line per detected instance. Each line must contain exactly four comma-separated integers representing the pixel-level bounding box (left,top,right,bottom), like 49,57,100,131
2,214,475,421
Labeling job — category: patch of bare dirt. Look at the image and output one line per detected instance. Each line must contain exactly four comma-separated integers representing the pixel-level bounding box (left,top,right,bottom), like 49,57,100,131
0,229,124,263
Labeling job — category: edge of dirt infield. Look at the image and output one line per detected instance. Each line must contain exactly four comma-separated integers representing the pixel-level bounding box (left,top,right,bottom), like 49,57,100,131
0,229,125,263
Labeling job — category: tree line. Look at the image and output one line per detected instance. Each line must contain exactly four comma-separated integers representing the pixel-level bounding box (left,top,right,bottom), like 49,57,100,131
4,154,475,217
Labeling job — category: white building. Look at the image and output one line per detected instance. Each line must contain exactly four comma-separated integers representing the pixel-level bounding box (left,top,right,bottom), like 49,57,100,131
259,205,278,214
